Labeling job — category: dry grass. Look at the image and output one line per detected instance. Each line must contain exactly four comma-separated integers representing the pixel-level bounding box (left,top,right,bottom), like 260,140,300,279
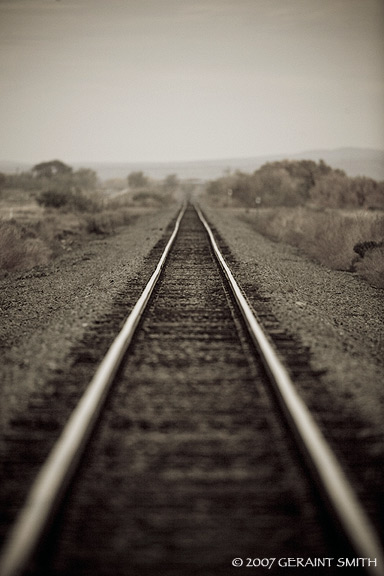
354,246,384,289
0,170,178,274
241,207,384,288
84,209,136,234
0,187,171,274
0,204,131,274
0,208,127,274
0,221,51,272
0,210,89,273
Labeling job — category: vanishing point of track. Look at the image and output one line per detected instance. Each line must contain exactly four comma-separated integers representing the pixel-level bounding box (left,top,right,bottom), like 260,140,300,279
0,203,383,576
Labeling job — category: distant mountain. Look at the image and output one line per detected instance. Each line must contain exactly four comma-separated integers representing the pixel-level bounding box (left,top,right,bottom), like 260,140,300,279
289,148,384,181
1,148,383,181
75,148,384,181
0,161,32,174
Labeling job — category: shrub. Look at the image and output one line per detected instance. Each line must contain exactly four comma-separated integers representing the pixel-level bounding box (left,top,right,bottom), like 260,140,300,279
37,189,70,209
241,207,384,287
37,188,100,212
0,221,51,272
127,171,149,189
84,210,135,235
132,191,169,206
354,245,384,288
206,159,384,209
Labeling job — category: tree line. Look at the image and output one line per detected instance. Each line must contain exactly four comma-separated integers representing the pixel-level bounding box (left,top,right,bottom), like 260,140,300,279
206,159,384,210
0,160,99,210
0,161,180,210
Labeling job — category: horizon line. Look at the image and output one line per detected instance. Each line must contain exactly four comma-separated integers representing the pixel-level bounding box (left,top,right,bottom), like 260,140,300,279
1,146,383,167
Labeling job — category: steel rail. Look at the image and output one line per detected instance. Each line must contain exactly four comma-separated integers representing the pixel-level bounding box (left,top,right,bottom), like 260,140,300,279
196,204,384,576
0,205,187,576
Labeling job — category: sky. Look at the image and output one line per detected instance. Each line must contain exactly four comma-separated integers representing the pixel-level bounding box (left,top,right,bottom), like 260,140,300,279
0,0,383,164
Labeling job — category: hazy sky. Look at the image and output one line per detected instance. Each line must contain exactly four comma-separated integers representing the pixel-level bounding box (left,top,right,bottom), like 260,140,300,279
0,0,383,163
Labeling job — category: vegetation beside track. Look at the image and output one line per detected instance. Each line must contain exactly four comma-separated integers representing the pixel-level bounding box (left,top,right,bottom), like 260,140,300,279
0,160,177,275
205,159,384,288
239,208,384,288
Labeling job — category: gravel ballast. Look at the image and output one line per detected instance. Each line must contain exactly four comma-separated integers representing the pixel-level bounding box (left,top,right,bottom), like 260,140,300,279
0,201,383,568
0,206,179,438
1,202,383,442
201,204,384,437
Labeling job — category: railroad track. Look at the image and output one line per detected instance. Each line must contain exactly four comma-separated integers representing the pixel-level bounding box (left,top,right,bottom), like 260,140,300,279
0,203,383,576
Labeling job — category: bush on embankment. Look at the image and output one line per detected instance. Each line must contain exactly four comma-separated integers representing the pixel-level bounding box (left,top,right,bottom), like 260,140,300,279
0,220,52,272
240,208,384,289
205,159,384,210
205,159,384,289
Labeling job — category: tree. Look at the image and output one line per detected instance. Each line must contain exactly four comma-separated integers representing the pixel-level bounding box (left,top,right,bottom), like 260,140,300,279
31,160,99,211
32,160,72,179
127,171,149,189
310,173,352,207
73,168,98,191
163,174,179,192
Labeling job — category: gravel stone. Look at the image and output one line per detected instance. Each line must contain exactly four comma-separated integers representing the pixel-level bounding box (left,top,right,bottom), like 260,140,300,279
35,206,338,575
0,202,383,573
0,207,179,438
200,204,384,435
